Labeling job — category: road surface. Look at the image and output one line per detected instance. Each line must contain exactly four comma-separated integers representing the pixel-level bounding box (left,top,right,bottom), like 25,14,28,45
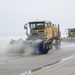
31,55,75,75
0,41,75,75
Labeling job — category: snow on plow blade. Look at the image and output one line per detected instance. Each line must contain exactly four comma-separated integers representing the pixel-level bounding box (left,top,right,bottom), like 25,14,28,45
6,39,25,55
24,39,49,54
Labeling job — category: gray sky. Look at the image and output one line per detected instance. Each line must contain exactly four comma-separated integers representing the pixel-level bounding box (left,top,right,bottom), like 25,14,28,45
0,0,75,37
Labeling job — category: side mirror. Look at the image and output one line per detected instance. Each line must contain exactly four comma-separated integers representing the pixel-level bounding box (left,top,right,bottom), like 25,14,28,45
49,21,51,26
24,24,27,29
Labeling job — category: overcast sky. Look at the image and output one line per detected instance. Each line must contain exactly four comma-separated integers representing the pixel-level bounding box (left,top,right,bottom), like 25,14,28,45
0,0,75,37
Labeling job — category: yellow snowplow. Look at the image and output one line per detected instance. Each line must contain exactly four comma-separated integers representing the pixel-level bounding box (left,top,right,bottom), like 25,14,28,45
68,28,75,37
24,20,61,54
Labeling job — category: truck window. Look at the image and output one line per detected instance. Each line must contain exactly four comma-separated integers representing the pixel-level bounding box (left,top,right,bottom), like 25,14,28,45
29,22,45,30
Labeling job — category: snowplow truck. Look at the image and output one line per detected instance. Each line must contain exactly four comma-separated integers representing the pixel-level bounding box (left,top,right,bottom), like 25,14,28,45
24,20,61,54
68,28,75,37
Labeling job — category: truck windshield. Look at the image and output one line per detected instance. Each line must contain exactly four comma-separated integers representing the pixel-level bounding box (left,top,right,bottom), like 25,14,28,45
29,22,45,30
68,29,75,32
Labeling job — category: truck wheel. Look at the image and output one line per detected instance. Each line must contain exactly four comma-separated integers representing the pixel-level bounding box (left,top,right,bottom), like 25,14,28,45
38,43,49,54
55,40,60,49
55,44,60,49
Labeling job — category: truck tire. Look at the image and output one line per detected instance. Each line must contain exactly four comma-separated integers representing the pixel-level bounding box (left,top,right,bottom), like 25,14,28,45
38,43,49,54
55,40,60,49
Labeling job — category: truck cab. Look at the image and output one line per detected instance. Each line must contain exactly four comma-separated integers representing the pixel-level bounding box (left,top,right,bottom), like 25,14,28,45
24,20,59,39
